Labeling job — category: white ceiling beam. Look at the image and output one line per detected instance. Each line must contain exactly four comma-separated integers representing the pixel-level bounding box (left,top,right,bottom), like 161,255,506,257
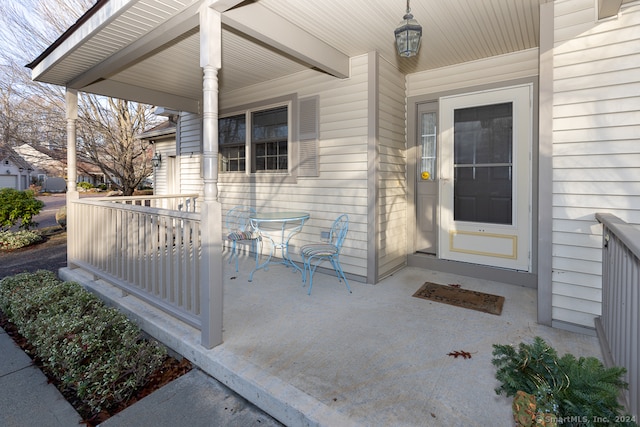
222,3,350,79
598,0,623,19
84,80,200,113
207,0,245,13
62,0,349,94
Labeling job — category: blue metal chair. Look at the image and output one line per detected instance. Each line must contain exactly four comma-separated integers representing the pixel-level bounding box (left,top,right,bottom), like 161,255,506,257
300,214,351,295
225,206,259,272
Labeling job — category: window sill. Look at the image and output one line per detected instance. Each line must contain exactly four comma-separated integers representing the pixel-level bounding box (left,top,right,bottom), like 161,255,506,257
219,172,297,185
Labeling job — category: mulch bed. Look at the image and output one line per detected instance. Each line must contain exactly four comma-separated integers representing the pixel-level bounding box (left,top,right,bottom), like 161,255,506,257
0,311,192,426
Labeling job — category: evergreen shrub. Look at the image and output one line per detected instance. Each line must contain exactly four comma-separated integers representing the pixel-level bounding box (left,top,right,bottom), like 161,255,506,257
0,188,44,230
0,271,166,414
492,336,636,427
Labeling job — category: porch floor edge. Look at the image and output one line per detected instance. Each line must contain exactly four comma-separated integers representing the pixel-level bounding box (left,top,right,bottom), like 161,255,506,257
58,267,356,427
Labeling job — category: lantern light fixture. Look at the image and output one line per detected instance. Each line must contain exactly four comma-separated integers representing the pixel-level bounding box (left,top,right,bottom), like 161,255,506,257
151,152,162,168
394,0,422,58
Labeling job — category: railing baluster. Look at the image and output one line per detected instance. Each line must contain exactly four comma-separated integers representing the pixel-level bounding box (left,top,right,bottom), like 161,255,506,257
595,213,640,419
68,195,202,330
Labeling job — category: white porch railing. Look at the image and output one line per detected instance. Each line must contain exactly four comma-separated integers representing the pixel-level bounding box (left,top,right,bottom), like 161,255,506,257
595,213,639,419
100,194,199,212
69,195,202,328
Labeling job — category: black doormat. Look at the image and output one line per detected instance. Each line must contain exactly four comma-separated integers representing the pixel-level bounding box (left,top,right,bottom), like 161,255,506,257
412,282,505,315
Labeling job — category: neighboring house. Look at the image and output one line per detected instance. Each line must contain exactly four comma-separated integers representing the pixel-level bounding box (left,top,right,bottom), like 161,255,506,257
77,161,108,187
15,143,112,188
0,146,34,190
14,143,64,184
137,108,179,194
26,0,639,344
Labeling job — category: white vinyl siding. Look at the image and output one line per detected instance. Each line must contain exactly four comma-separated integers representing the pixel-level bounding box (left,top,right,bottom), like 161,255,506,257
218,55,371,279
406,48,539,97
377,56,407,279
152,139,175,195
551,0,640,328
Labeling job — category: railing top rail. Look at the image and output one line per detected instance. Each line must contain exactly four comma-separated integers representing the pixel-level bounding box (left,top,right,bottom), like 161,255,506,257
71,197,200,221
83,193,199,202
596,212,640,259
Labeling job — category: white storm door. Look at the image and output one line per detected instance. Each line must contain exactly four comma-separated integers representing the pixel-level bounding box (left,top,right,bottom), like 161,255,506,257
439,84,532,271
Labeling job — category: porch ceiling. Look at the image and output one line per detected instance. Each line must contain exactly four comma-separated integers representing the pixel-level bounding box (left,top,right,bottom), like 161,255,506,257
29,0,565,112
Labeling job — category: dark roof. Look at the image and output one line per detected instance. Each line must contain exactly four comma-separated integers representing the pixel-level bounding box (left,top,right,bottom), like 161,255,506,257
137,120,177,140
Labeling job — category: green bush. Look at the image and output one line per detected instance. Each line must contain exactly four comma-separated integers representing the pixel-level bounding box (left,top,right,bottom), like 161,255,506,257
0,271,167,414
0,230,43,250
78,181,93,190
0,188,44,231
493,336,636,426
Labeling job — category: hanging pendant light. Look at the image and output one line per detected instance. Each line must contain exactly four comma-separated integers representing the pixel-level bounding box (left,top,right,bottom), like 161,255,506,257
394,0,422,57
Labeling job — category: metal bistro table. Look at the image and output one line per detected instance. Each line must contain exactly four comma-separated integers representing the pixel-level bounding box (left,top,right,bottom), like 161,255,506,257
248,211,310,282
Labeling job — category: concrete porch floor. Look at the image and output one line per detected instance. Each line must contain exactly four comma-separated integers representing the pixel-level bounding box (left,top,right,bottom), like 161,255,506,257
60,254,602,427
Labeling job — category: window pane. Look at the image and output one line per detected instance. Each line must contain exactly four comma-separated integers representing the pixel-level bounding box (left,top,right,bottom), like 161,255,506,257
219,114,246,172
251,106,288,172
420,111,437,180
254,140,287,171
220,145,246,172
453,102,513,225
454,166,512,224
267,157,276,170
253,107,288,142
219,114,246,145
454,103,512,165
278,156,287,170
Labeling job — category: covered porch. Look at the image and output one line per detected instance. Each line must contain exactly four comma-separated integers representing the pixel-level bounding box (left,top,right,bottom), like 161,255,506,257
27,0,638,422
60,248,602,426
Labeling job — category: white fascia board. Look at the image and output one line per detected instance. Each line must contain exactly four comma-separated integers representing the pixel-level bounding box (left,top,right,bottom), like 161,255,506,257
30,0,135,83
70,6,201,89
222,3,350,79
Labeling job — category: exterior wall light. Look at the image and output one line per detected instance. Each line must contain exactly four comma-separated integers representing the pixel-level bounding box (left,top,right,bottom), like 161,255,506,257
394,0,422,57
151,152,162,168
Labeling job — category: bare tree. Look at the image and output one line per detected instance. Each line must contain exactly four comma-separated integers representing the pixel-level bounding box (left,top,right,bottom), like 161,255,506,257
79,97,155,195
0,0,162,195
0,0,82,149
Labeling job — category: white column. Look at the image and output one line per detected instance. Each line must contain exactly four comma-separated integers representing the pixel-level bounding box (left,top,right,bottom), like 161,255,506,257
66,89,79,268
199,4,223,348
537,1,554,326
